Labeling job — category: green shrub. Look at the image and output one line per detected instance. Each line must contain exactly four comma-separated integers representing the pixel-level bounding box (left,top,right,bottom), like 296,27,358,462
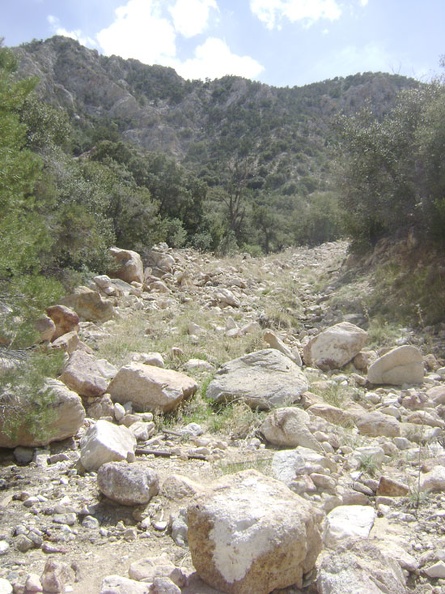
0,350,65,443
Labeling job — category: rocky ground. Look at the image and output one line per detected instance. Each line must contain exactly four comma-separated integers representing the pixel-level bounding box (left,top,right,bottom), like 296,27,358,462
1,240,445,594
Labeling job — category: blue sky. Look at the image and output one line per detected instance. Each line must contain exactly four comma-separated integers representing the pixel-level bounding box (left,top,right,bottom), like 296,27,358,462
2,0,443,87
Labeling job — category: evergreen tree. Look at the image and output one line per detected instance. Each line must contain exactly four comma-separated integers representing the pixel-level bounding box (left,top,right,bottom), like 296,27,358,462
0,44,62,348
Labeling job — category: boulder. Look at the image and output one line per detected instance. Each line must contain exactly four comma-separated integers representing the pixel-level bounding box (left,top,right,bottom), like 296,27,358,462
323,505,376,548
303,322,368,371
263,329,302,365
34,314,56,343
62,287,114,322
128,420,156,441
132,352,165,368
80,420,136,472
93,275,138,297
376,476,409,497
150,577,182,594
399,422,440,443
419,465,445,493
349,445,385,469
0,379,85,448
97,461,159,506
187,469,323,594
109,247,144,284
108,363,198,413
367,345,424,385
60,350,117,398
271,449,306,486
46,304,80,340
260,407,323,452
427,385,445,405
355,411,401,438
317,539,406,594
308,402,354,427
206,349,308,410
405,410,444,428
50,330,80,354
424,561,445,579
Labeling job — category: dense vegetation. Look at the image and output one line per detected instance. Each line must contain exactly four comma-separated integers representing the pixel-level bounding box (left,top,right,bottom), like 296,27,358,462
12,37,420,258
336,73,445,250
1,35,444,355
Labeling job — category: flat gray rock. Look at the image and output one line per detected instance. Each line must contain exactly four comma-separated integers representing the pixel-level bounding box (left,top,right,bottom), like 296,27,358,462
206,349,308,410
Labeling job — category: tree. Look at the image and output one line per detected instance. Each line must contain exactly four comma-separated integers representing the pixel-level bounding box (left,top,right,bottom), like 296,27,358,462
252,204,277,254
212,156,258,246
0,44,63,348
91,143,207,246
0,45,48,277
334,78,445,249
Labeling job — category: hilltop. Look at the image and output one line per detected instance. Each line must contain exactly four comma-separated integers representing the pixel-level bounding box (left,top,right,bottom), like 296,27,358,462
14,36,417,195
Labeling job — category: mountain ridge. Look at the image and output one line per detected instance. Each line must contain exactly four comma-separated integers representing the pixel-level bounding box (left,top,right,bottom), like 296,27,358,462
13,35,419,184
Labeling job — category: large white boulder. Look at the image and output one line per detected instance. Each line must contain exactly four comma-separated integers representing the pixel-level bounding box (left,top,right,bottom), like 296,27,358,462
206,349,308,410
80,420,136,472
187,469,323,594
367,345,424,385
108,363,198,413
303,322,368,371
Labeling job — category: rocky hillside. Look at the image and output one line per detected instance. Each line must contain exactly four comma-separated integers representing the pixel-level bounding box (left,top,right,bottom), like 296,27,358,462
1,241,445,594
13,36,418,193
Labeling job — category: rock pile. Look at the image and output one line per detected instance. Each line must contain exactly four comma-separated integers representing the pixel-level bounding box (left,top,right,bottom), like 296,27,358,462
1,241,445,594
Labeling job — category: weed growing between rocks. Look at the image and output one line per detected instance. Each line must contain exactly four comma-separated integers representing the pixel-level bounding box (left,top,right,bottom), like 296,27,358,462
358,453,379,477
207,401,266,439
365,316,405,349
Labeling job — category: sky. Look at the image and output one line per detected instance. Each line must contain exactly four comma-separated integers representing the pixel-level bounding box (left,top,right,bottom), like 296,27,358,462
2,0,444,87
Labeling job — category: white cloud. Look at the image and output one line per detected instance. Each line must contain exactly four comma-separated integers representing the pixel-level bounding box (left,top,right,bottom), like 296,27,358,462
334,43,391,74
96,0,177,65
308,42,394,82
47,15,96,47
250,0,342,29
169,0,218,38
50,0,262,82
175,37,264,80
